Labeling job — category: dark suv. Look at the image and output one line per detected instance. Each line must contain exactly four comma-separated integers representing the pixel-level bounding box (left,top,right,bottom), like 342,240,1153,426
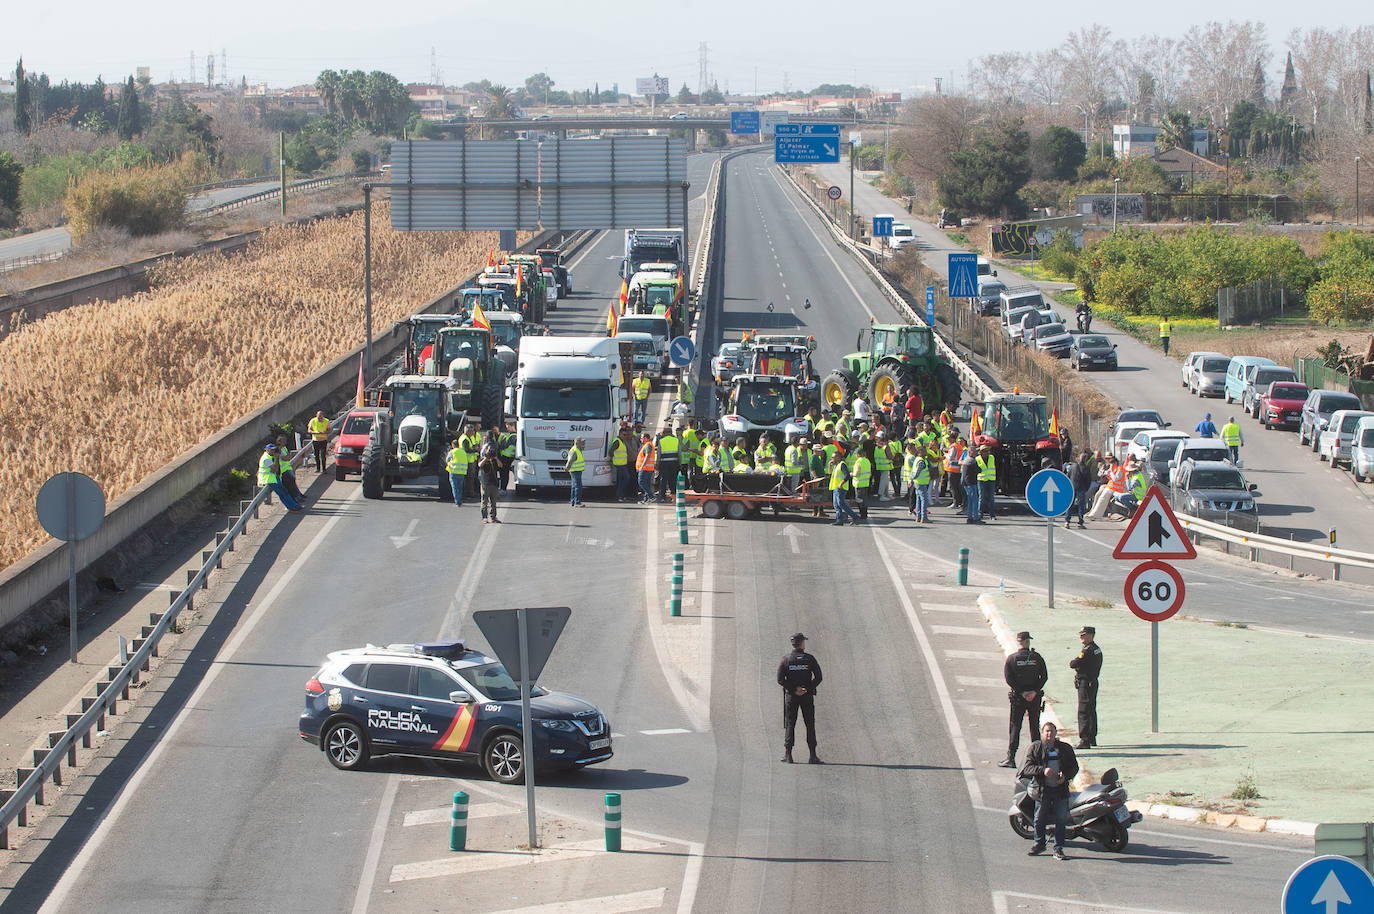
299,641,612,783
1170,459,1261,531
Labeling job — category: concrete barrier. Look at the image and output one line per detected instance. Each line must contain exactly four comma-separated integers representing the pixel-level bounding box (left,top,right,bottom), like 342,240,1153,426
0,229,559,632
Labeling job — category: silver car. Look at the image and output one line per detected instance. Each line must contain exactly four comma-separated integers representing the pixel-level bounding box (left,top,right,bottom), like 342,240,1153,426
1029,321,1072,358
1170,459,1261,531
1188,354,1230,398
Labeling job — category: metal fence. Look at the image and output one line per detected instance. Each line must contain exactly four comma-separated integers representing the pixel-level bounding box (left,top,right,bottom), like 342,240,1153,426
1218,275,1291,326
0,250,65,275
1295,357,1374,410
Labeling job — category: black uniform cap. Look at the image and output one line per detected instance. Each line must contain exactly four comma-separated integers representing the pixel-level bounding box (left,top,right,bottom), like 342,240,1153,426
1016,631,1032,641
791,632,807,645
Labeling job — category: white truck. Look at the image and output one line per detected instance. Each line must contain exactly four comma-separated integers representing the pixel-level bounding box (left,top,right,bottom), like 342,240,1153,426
512,336,628,492
621,228,685,279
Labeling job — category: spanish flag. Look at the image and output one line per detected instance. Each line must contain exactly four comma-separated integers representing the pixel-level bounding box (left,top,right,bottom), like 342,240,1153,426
1049,408,1060,438
674,273,684,304
487,250,496,268
970,406,983,439
618,278,629,311
606,301,619,336
472,301,491,332
515,266,523,298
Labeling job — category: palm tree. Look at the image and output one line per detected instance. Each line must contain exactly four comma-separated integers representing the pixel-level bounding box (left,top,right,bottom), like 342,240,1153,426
315,69,341,117
485,85,517,119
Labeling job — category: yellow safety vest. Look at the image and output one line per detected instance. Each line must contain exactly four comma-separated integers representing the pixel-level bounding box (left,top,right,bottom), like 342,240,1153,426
610,437,628,466
446,446,470,474
1221,422,1241,446
976,455,996,481
681,428,700,459
566,446,585,472
308,417,330,441
1159,321,1171,338
658,433,679,456
633,377,652,400
783,445,802,474
901,453,918,485
874,444,893,472
257,451,278,485
1130,472,1147,499
853,456,872,489
829,462,849,491
915,456,931,485
499,432,516,458
754,442,776,464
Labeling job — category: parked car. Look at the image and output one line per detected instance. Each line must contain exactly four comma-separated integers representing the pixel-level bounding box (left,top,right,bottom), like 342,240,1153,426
332,408,385,481
1002,304,1040,343
1116,408,1169,428
1029,321,1073,358
1107,420,1162,463
1189,354,1231,398
1170,459,1261,531
1128,428,1190,468
1352,416,1374,482
998,287,1044,318
1318,409,1374,468
1070,334,1118,371
1166,438,1235,486
1255,382,1310,430
1181,351,1226,390
1223,356,1276,405
712,341,746,387
1242,365,1298,418
1299,389,1364,449
976,277,1007,316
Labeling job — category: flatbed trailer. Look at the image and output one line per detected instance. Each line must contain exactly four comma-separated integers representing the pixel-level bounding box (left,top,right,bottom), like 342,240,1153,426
682,475,829,520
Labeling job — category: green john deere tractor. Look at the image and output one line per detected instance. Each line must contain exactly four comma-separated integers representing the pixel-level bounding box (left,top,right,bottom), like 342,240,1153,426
427,326,507,430
820,322,961,414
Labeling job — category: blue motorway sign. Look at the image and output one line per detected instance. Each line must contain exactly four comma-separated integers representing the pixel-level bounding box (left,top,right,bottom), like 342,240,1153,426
872,216,894,238
774,123,841,135
948,252,979,298
1283,856,1374,914
773,135,841,163
730,111,760,134
669,336,696,367
926,286,936,327
1026,468,1074,518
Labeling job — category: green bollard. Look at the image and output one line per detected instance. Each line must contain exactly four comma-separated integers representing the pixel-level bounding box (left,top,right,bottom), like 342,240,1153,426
957,547,969,586
450,791,468,851
669,552,684,616
605,792,622,851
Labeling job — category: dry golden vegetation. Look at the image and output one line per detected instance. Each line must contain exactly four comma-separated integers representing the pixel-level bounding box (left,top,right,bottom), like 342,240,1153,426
0,203,506,570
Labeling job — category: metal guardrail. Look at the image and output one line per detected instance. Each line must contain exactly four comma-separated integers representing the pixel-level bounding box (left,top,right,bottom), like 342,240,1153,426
775,165,995,403
0,440,316,850
0,249,65,275
1178,512,1374,580
196,174,370,217
186,174,275,194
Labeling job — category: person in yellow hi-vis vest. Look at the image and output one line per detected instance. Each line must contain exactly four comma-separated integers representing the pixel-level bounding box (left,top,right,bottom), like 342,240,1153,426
259,442,302,512
632,372,652,425
976,444,998,521
1158,317,1173,356
307,411,330,472
445,439,470,506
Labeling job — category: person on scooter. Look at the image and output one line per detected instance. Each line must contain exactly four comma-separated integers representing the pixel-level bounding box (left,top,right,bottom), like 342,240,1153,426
1075,301,1092,333
1021,721,1080,860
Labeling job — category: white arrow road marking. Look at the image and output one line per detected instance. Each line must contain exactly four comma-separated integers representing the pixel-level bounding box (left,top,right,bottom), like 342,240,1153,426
389,518,420,549
779,523,807,554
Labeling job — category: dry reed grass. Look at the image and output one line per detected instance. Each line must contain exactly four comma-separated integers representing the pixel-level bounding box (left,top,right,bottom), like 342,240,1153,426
0,202,508,570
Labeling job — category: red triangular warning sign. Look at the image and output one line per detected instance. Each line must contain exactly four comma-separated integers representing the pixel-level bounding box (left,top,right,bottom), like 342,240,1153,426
1113,485,1196,560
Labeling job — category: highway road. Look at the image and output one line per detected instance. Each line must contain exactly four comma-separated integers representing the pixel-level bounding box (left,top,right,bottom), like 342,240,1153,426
0,150,1323,913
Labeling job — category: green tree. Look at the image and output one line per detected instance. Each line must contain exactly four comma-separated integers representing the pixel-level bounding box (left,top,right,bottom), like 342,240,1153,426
484,85,518,119
524,72,554,105
14,58,30,135
0,150,22,217
1308,231,1374,323
116,75,143,140
284,132,322,173
1157,110,1194,153
405,110,439,139
339,70,366,122
1029,125,1086,181
1225,100,1260,156
936,119,1032,218
701,83,725,105
315,69,341,117
676,83,693,104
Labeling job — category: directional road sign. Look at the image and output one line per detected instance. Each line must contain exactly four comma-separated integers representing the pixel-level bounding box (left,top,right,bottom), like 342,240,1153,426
669,336,695,367
774,135,840,163
1026,468,1074,518
36,473,105,542
760,111,788,136
730,111,760,134
948,253,979,298
1113,485,1196,559
1123,560,1185,622
827,185,842,201
472,606,571,682
872,215,894,238
925,286,935,327
1283,855,1374,914
775,123,840,135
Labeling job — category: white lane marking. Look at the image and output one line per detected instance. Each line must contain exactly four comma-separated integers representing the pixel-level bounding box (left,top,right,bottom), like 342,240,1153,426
993,891,1201,914
640,727,691,735
133,582,177,591
484,888,667,914
943,649,1003,661
872,529,982,807
351,774,399,914
767,167,877,320
439,523,500,638
931,624,991,637
565,232,605,273
642,504,710,733
955,676,1004,688
920,602,981,612
403,801,516,827
390,836,662,882
40,487,366,914
961,705,1006,717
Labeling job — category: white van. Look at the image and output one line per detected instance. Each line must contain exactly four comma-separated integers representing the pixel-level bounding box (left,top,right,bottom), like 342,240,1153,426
891,223,916,249
1352,416,1374,482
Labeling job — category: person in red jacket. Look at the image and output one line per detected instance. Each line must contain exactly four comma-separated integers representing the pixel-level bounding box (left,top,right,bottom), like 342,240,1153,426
904,388,924,426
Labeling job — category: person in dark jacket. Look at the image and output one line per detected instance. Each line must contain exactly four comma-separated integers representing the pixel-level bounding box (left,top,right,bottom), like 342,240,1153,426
1020,722,1079,860
960,448,981,523
1064,450,1092,528
1000,631,1048,767
1069,626,1103,748
777,632,823,764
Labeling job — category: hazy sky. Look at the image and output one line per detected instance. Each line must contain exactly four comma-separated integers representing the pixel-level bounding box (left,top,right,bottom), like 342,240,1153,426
5,1,1363,96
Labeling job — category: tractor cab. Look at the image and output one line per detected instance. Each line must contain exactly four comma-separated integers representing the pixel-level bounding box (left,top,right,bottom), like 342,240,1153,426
973,392,1062,494
402,314,466,375
718,374,810,445
459,287,504,315
858,323,934,365
428,326,493,378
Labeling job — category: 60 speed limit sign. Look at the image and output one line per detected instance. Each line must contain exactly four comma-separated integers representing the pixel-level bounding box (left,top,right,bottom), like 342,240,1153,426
1123,560,1185,622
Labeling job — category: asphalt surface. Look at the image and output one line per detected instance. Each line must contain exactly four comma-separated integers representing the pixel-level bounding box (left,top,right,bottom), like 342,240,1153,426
0,149,1330,914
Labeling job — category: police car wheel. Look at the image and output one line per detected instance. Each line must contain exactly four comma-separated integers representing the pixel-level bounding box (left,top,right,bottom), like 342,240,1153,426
324,719,369,771
1009,812,1035,840
484,732,525,784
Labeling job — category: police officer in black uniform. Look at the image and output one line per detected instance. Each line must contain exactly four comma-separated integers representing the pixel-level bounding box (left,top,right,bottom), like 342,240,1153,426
1000,631,1048,768
1070,625,1103,749
777,632,823,764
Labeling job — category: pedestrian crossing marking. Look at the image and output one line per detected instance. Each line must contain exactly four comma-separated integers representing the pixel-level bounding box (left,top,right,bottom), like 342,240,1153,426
483,887,667,914
920,602,981,613
943,649,1003,661
403,801,516,827
931,625,991,637
390,836,662,883
955,676,1004,688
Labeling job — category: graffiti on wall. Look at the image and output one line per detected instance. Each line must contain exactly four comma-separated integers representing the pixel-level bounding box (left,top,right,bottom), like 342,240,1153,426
989,221,1084,256
1076,193,1145,222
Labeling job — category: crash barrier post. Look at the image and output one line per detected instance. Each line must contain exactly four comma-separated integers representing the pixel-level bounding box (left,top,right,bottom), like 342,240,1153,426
676,472,688,544
450,791,468,851
605,792,621,852
669,553,683,617
958,547,969,586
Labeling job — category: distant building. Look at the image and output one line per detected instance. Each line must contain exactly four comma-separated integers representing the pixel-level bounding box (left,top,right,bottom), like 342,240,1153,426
1113,123,1208,158
0,78,14,95
408,84,479,121
1151,147,1228,189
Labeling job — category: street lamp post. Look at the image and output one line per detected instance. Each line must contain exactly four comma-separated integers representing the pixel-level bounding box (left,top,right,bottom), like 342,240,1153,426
1113,177,1120,231
849,140,856,240
1357,156,1362,226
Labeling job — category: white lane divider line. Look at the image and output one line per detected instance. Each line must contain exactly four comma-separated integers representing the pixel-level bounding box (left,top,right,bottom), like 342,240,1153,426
955,675,1004,689
994,891,1197,914
919,602,983,613
390,836,662,883
402,801,517,827
483,887,667,914
639,727,692,735
943,649,1004,661
931,625,992,637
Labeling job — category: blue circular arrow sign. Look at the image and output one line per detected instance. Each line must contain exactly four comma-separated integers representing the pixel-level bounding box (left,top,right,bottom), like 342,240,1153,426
1025,468,1073,518
669,336,696,367
1283,855,1374,914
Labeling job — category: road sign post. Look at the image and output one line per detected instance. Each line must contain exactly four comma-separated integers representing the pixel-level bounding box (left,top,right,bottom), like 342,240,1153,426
472,606,572,849
1026,469,1073,608
36,472,106,663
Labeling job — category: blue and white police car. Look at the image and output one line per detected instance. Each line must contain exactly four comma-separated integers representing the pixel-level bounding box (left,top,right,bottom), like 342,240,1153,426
298,641,612,783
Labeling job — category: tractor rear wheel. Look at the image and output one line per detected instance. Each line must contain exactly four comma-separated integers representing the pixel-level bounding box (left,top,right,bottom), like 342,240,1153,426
868,364,913,409
821,370,857,409
477,383,503,430
361,444,384,499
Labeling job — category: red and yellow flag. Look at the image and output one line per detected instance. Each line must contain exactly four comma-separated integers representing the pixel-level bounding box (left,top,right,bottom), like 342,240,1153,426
1049,408,1060,438
674,273,684,303
618,278,629,309
471,301,491,332
515,266,523,298
606,301,619,336
970,406,983,438
354,354,366,406
487,249,496,267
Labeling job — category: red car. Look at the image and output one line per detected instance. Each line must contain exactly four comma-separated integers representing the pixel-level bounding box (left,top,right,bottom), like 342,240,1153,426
1257,382,1309,430
332,408,385,480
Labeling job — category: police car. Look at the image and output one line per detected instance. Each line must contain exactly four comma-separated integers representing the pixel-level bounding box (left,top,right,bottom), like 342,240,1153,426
298,641,612,783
